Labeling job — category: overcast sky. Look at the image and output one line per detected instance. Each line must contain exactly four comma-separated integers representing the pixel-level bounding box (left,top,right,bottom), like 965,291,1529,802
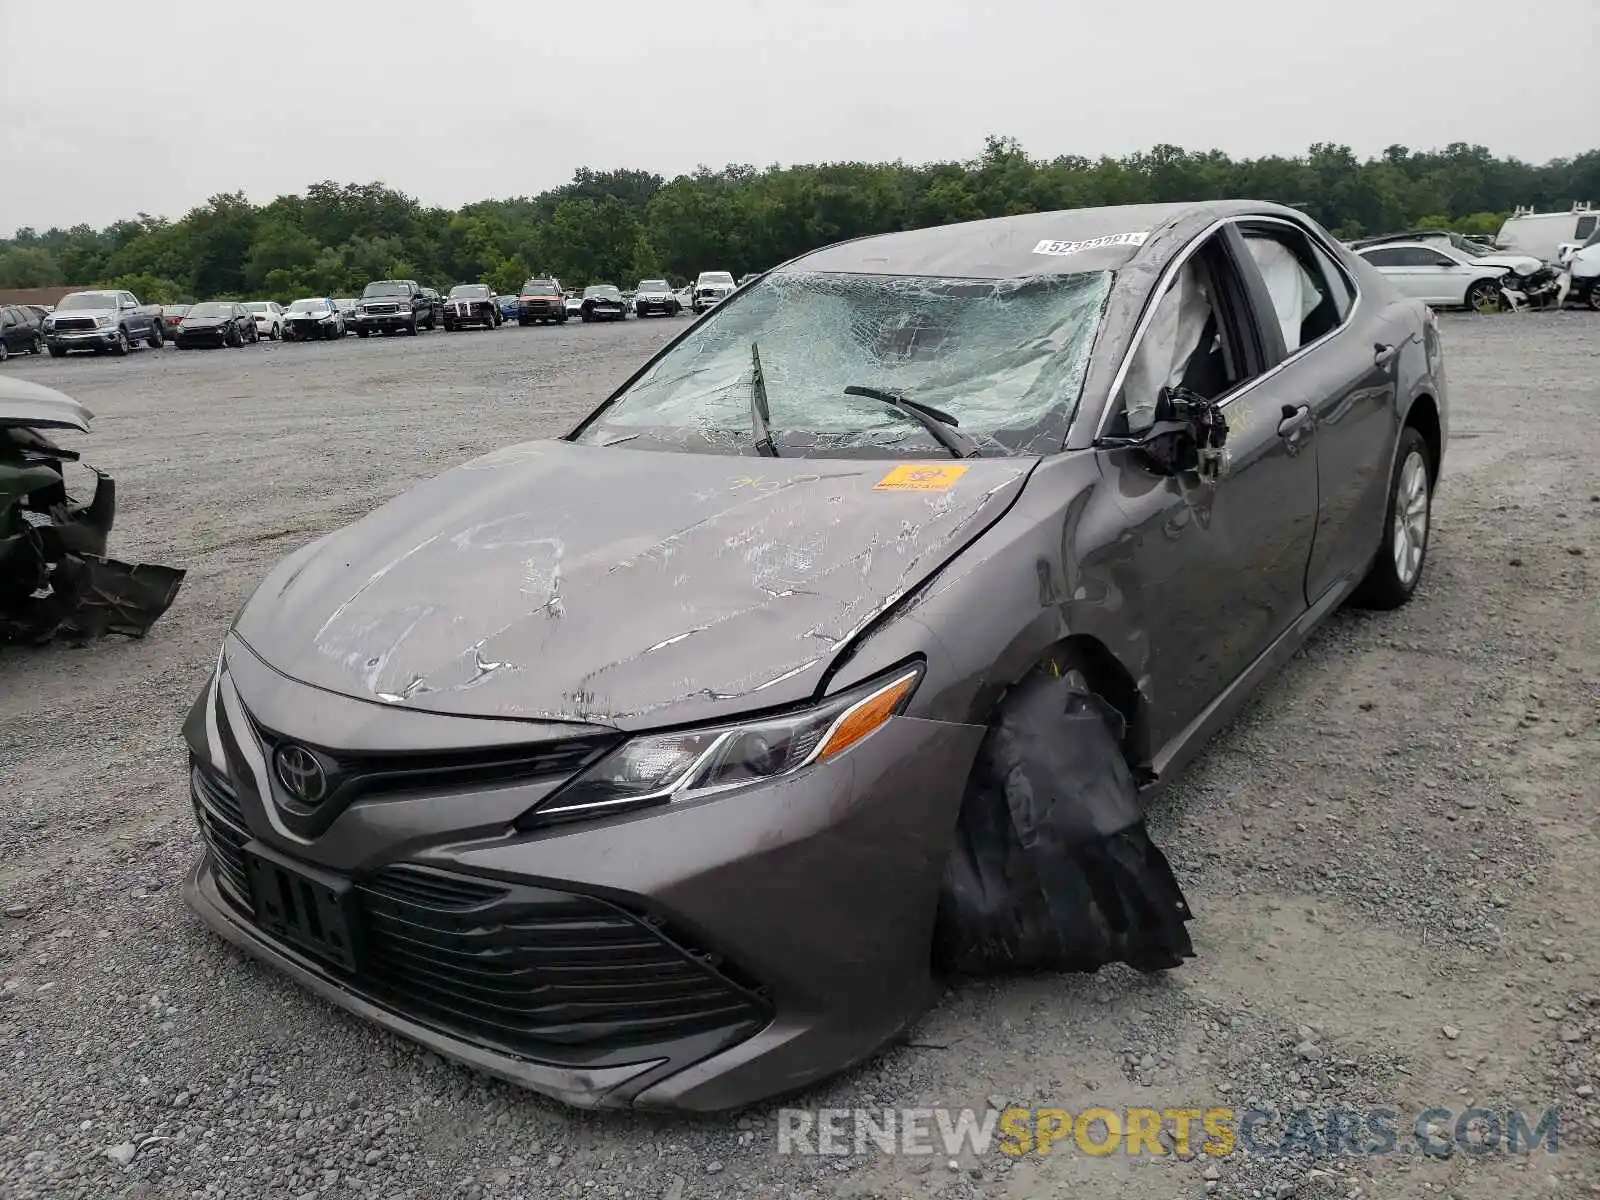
3,0,1594,235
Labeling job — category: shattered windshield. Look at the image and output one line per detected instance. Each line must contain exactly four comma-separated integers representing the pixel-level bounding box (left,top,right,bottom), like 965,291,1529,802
573,269,1112,458
585,285,621,299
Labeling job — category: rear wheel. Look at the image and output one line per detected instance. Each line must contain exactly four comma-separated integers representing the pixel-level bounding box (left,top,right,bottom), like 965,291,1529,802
1586,281,1600,311
1465,278,1502,313
1351,426,1431,610
269,323,280,341
0,340,8,362
29,333,42,354
147,325,163,349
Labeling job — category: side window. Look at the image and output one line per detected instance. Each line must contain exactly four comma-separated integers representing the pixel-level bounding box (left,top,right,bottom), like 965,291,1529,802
1306,241,1354,321
1420,250,1456,268
1360,247,1405,267
1576,214,1597,240
1114,239,1256,432
1240,226,1341,351
1,308,15,328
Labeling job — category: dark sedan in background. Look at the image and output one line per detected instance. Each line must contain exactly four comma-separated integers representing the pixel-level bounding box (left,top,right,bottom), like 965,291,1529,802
443,284,502,331
174,302,258,348
516,278,567,326
580,284,627,321
0,305,44,360
632,280,681,317
182,200,1446,1115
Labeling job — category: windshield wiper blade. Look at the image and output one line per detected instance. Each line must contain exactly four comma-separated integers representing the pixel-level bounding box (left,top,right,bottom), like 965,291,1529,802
844,385,982,459
749,342,779,457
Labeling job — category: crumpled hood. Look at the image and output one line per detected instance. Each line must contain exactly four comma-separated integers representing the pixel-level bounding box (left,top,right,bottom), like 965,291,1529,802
1473,253,1546,275
233,440,1035,730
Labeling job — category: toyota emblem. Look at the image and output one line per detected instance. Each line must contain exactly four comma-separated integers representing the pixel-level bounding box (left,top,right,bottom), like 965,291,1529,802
273,744,328,805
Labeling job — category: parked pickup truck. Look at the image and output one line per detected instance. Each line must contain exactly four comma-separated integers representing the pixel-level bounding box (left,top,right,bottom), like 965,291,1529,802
353,279,436,337
43,290,164,356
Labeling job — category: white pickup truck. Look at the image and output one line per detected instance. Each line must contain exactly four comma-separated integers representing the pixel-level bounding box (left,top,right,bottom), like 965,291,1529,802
692,270,736,314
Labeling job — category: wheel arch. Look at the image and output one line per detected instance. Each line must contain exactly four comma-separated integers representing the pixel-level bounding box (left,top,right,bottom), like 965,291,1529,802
1402,392,1442,485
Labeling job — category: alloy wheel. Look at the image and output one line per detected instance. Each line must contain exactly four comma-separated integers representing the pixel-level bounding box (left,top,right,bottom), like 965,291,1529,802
1391,450,1429,586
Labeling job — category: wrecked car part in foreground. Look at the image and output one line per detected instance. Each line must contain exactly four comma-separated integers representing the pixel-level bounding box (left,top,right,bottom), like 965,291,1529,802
0,377,185,644
183,200,1448,1112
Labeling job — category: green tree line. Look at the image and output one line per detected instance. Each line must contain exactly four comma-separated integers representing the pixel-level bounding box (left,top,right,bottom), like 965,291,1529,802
2,138,1595,303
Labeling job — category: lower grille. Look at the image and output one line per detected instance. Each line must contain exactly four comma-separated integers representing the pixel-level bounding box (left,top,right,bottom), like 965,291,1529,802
352,870,769,1063
192,766,254,915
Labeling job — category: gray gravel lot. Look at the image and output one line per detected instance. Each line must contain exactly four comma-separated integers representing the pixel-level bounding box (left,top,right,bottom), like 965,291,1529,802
1,314,1597,1199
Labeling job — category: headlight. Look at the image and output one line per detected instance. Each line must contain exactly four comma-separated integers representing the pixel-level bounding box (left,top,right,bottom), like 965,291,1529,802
527,664,923,824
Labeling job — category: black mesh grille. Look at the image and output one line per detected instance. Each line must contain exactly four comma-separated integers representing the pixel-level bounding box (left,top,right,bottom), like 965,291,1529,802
52,317,97,331
363,865,506,910
191,766,253,915
351,871,769,1061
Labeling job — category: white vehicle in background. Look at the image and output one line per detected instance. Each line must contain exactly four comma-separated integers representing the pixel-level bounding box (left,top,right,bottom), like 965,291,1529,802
1496,203,1597,265
692,270,736,313
282,298,346,341
244,301,285,341
333,299,359,331
1353,239,1560,312
1564,237,1600,309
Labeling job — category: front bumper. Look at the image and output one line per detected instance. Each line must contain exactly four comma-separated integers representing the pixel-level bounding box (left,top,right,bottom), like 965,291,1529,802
46,328,121,349
518,302,564,320
356,312,414,329
182,636,983,1111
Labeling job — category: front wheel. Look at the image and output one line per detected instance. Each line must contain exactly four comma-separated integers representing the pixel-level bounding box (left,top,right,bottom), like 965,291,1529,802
112,328,130,356
1351,426,1432,610
357,328,370,338
1464,278,1502,314
0,340,8,362
1586,281,1600,312
147,326,164,349
269,323,280,341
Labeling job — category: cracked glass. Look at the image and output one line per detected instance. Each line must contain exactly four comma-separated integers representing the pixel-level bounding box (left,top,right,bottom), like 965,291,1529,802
575,270,1112,458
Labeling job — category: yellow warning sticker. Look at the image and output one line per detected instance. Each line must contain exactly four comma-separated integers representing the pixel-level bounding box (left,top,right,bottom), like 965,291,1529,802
874,464,970,492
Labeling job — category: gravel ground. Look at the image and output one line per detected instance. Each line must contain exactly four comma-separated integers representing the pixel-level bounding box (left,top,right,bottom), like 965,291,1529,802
0,313,1596,1200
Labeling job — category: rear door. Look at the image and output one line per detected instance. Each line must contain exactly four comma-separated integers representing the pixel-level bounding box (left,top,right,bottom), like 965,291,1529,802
1096,225,1320,751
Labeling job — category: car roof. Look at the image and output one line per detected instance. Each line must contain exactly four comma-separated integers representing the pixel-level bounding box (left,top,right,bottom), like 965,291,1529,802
778,201,1317,280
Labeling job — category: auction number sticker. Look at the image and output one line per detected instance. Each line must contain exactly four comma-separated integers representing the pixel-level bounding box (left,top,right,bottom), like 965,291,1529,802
875,464,970,492
1032,231,1148,256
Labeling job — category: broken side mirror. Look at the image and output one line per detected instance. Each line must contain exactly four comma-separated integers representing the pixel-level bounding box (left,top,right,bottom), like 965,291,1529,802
1102,386,1229,483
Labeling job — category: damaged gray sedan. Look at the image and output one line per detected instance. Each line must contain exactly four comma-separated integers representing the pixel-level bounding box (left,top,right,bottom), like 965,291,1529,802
182,200,1447,1113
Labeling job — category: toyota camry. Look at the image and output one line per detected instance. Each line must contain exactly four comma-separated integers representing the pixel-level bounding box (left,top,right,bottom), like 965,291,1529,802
183,201,1446,1113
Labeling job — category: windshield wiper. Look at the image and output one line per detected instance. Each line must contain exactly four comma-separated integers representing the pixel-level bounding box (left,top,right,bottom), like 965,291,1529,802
843,385,982,459
749,342,780,457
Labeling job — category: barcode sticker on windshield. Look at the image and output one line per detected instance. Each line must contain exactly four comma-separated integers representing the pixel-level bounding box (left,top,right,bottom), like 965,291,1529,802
875,465,970,492
1032,231,1149,256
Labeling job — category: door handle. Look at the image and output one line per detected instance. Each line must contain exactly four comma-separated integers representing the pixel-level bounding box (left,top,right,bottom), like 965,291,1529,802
1278,403,1312,440
1373,341,1401,366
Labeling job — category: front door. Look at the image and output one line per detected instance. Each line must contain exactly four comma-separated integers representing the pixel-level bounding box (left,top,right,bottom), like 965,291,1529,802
1097,227,1320,754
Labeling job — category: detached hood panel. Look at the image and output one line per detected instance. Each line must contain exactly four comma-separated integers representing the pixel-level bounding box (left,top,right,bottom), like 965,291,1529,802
0,376,93,432
234,440,1034,729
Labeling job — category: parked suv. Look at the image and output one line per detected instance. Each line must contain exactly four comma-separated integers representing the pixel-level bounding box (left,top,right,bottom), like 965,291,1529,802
0,305,45,360
516,278,567,326
354,280,434,337
692,270,736,313
43,290,163,356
